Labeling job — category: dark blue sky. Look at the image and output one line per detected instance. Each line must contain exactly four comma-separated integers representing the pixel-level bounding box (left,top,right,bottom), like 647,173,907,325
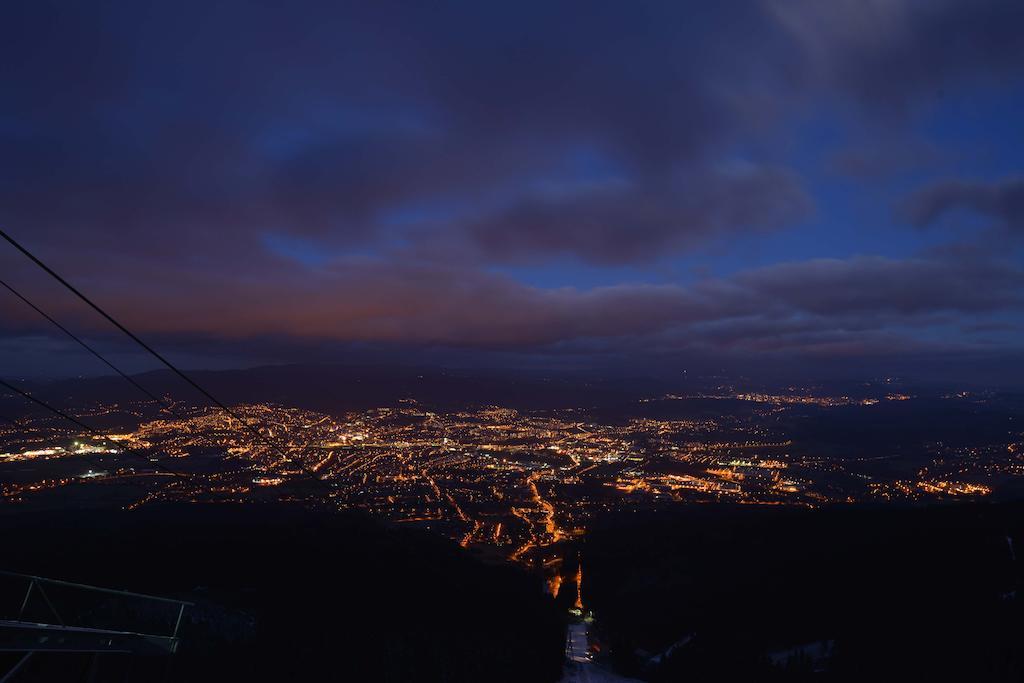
1,1,1023,381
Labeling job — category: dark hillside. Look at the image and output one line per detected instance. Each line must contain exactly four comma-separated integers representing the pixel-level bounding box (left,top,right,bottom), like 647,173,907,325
584,502,1024,682
0,504,564,682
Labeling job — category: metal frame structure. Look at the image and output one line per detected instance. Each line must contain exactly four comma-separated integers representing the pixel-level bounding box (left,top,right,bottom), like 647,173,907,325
0,570,192,682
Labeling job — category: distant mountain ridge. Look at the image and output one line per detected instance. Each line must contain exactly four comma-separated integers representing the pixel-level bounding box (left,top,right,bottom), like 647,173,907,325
0,363,671,418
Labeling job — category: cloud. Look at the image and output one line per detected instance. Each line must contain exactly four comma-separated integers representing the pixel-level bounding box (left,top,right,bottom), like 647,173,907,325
828,140,944,178
731,255,1024,316
1,0,1023,375
1,1,801,266
5,1,1020,269
6,250,1019,360
767,0,1024,111
903,177,1024,232
461,166,812,265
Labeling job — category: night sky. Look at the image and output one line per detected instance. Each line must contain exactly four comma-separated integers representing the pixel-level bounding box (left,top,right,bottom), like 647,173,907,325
1,1,1023,381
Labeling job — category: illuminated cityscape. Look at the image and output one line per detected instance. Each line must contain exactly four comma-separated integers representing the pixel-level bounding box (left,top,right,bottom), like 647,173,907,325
4,386,1019,579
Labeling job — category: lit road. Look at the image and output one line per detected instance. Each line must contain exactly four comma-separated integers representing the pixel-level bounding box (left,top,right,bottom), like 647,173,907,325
561,620,640,683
